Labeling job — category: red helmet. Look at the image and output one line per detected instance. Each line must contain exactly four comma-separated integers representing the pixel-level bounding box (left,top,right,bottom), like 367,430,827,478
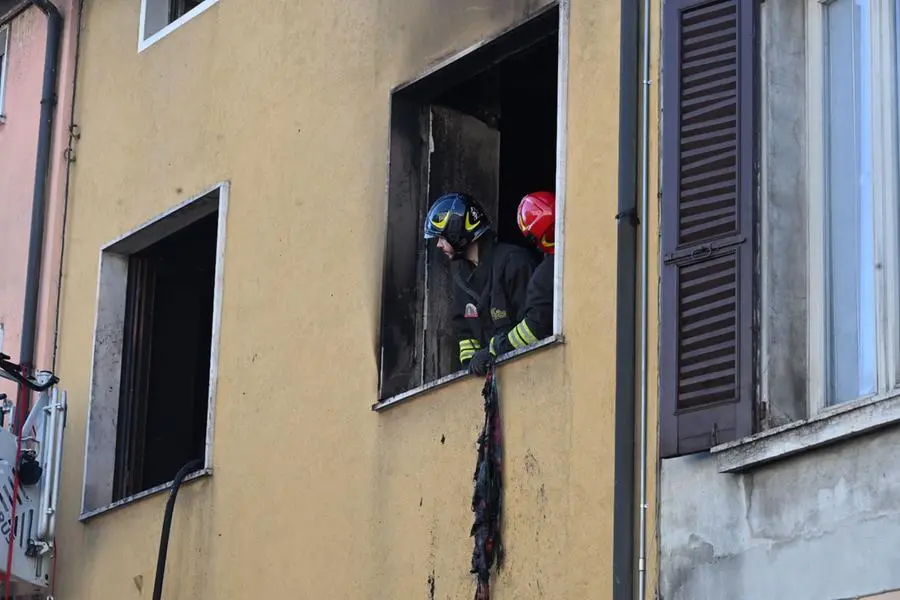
517,191,556,254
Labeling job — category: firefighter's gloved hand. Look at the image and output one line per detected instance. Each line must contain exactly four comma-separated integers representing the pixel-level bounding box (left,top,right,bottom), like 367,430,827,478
469,348,495,377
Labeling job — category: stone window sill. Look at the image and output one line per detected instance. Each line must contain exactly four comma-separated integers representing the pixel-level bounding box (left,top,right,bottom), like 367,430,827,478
79,468,211,523
372,335,564,412
711,392,900,473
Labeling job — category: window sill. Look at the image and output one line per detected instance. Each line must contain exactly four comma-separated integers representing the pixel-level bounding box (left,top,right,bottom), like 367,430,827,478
711,392,900,473
138,0,220,53
372,334,565,412
78,467,211,523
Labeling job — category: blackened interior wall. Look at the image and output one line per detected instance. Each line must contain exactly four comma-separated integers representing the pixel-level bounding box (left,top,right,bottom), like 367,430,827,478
498,35,559,250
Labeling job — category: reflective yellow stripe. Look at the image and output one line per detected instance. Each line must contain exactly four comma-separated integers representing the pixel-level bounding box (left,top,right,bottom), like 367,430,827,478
516,321,539,345
459,338,480,362
508,326,528,349
489,337,497,356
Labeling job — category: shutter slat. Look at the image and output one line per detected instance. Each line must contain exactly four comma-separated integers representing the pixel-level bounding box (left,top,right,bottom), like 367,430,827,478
677,384,735,409
680,356,735,380
682,76,738,104
680,338,737,364
682,151,737,180
682,63,737,90
683,43,736,64
681,205,736,230
660,0,756,457
680,138,736,162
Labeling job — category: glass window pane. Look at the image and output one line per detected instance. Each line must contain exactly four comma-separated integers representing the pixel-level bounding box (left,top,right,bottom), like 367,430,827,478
823,0,878,404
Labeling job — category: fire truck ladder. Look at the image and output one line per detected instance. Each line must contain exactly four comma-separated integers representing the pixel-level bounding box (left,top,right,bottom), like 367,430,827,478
0,353,67,599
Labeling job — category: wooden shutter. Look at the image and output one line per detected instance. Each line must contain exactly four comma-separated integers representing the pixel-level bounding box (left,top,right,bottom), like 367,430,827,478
660,0,757,458
424,105,500,381
113,256,155,500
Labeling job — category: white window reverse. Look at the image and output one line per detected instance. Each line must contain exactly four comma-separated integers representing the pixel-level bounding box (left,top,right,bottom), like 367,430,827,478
0,25,10,123
138,0,219,52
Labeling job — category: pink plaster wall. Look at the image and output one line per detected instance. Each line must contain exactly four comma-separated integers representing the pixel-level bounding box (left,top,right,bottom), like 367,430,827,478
0,0,79,400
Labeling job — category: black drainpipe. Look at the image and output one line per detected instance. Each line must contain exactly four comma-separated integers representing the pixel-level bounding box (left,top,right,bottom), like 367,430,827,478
17,0,63,422
612,0,640,597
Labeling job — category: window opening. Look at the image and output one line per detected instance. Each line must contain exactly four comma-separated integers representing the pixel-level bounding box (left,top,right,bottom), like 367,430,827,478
379,5,561,401
0,25,9,120
169,0,204,23
140,0,217,47
113,211,216,501
822,0,878,404
82,185,225,516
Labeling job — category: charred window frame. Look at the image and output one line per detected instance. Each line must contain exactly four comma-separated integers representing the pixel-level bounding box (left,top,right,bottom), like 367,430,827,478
81,183,228,519
375,2,569,409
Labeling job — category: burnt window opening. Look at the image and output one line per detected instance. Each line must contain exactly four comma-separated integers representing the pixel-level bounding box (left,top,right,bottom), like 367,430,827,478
112,210,217,501
379,5,561,401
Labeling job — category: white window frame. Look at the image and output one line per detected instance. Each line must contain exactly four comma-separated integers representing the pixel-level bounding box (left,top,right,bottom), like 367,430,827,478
138,0,220,52
0,25,10,122
806,0,900,415
80,182,229,521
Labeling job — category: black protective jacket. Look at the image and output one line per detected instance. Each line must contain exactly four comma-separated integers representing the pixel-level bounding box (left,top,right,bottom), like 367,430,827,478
490,252,554,356
452,237,537,367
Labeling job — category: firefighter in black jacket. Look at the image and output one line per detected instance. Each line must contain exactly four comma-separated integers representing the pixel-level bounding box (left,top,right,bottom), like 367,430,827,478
469,191,556,376
423,192,538,371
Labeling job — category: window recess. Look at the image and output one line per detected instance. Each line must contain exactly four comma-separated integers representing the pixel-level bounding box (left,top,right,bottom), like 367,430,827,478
82,184,227,517
377,3,566,404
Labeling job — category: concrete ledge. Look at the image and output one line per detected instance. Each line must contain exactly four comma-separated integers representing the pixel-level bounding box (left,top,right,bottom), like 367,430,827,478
78,468,211,523
712,393,900,473
372,335,564,412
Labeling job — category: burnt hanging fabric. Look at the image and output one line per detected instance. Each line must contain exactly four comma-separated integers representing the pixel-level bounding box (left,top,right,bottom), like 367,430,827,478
470,368,504,600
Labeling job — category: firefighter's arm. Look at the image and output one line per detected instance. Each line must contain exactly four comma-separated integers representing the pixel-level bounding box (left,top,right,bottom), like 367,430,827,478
470,254,535,374
489,258,554,356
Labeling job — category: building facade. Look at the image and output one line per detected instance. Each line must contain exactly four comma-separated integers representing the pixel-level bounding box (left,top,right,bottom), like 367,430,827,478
657,0,900,598
0,0,78,401
51,0,661,598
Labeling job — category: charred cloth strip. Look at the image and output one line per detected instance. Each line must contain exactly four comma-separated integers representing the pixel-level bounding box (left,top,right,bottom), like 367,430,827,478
470,368,504,600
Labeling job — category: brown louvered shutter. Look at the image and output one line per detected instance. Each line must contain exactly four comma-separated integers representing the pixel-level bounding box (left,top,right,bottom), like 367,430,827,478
659,0,757,458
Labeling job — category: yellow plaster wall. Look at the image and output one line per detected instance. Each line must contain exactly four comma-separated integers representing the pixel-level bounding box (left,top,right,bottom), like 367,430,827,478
54,0,660,597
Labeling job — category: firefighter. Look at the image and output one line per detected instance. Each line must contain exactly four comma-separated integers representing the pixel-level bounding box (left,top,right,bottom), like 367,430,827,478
468,191,556,376
423,192,538,371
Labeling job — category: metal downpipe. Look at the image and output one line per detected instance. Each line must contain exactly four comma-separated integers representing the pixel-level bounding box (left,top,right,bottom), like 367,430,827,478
636,0,653,594
612,0,640,597
15,0,62,432
20,0,63,370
